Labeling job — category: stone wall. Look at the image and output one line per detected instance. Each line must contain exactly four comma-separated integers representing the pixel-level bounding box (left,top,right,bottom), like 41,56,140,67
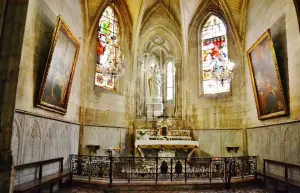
14,0,84,154
83,44,131,128
5,0,84,190
15,0,84,123
0,1,29,192
245,0,300,167
83,0,133,128
183,3,245,157
187,5,244,130
193,129,243,157
81,0,134,155
11,112,79,184
244,0,299,126
247,121,300,168
81,126,128,156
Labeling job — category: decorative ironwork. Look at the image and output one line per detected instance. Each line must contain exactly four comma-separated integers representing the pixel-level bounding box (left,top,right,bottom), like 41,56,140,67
160,160,168,174
175,160,182,174
90,156,110,179
69,155,257,184
70,155,90,178
187,158,210,179
130,157,156,181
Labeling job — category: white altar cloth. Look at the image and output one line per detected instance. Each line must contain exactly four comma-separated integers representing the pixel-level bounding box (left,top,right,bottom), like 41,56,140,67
135,140,199,149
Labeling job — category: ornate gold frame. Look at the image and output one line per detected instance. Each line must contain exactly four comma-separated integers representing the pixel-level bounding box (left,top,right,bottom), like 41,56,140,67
37,16,80,114
246,29,288,120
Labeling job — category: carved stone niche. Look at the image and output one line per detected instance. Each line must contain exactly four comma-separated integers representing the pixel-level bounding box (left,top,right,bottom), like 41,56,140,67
157,118,172,136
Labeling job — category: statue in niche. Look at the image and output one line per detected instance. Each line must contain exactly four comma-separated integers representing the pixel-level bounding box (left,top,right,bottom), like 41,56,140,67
148,63,162,100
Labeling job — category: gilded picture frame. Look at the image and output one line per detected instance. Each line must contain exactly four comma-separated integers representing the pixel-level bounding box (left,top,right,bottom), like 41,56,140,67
37,16,80,114
246,29,288,120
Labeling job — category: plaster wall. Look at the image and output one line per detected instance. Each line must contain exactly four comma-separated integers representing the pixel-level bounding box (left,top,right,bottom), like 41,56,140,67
245,0,300,173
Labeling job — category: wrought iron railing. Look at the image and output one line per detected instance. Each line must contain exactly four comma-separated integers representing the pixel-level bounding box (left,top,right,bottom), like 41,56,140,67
70,155,257,184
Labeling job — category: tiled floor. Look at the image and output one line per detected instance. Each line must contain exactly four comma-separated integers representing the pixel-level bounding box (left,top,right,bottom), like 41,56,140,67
60,187,267,193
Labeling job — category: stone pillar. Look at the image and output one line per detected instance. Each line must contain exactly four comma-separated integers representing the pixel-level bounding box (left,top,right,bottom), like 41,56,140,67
136,58,143,117
0,0,7,39
175,60,182,117
0,1,29,192
143,54,148,116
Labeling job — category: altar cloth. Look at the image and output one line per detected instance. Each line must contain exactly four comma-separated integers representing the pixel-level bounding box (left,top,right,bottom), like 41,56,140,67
135,140,199,150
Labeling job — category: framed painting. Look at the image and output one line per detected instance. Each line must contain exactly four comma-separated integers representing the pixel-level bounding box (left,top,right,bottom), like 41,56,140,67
37,16,80,114
246,29,288,120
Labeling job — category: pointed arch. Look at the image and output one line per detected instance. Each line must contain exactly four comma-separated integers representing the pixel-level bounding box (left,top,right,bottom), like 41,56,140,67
199,13,231,95
91,0,133,90
95,4,121,89
188,0,242,54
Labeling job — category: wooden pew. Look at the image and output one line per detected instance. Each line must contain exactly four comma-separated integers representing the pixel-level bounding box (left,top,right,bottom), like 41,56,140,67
14,157,72,193
256,159,300,192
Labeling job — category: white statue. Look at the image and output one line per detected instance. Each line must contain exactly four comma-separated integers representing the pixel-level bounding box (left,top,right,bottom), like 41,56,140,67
148,64,162,100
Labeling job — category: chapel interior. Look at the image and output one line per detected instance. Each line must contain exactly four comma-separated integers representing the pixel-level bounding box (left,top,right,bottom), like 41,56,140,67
1,0,300,192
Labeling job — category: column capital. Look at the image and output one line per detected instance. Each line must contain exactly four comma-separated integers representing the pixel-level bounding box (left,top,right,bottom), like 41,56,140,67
175,59,182,67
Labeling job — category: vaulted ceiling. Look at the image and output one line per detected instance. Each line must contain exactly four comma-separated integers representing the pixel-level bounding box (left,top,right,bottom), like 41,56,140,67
85,0,248,44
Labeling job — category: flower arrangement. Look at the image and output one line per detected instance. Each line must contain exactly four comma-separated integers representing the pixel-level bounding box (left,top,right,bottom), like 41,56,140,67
138,130,149,140
139,130,147,136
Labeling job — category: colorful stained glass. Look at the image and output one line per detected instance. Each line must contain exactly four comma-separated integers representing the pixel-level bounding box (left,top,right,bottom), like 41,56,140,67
201,15,230,94
95,5,120,89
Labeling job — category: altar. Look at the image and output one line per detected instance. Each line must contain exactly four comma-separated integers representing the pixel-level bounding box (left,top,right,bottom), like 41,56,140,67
135,117,199,158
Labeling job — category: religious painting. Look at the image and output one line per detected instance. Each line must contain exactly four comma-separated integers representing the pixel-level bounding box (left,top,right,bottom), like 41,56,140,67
37,16,80,114
246,29,288,120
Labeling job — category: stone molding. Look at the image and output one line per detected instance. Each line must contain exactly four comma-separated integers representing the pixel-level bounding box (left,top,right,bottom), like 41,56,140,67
15,109,80,126
11,112,80,184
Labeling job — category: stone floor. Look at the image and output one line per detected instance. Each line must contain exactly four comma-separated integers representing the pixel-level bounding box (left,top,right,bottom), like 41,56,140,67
59,187,268,193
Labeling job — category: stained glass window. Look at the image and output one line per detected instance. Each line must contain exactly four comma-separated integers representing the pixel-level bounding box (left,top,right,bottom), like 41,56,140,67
167,61,175,101
201,15,230,94
95,5,120,90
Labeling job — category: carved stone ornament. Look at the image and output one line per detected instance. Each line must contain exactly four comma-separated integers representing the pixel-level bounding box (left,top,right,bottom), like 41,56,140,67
154,36,164,45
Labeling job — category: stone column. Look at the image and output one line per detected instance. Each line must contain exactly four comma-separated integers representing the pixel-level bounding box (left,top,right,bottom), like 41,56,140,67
0,1,29,192
159,49,164,103
136,58,143,117
0,0,7,39
143,54,148,116
175,60,182,117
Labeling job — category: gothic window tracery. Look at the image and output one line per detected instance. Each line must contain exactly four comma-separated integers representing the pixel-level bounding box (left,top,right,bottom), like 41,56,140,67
95,5,120,90
167,61,175,101
201,15,230,95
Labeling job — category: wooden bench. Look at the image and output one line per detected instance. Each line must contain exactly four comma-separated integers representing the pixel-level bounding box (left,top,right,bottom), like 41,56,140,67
256,159,300,192
14,157,72,193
